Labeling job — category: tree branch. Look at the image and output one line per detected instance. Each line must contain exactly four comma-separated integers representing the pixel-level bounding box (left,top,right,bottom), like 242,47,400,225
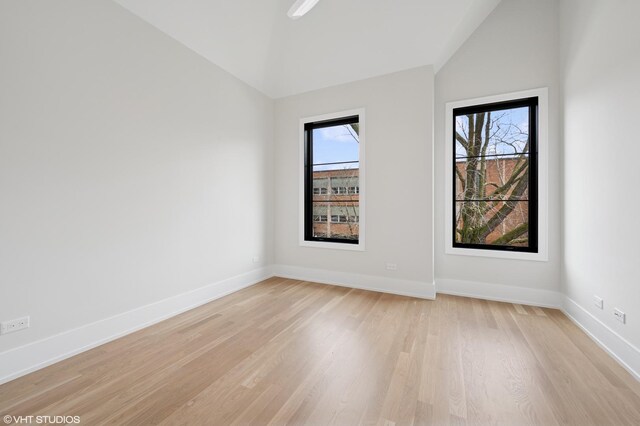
491,222,528,246
455,132,468,150
479,167,529,240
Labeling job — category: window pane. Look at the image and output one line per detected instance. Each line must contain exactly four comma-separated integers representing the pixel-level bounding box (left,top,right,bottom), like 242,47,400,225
455,200,529,247
455,155,530,201
455,107,530,158
312,166,359,241
313,123,359,170
313,177,328,190
312,201,359,240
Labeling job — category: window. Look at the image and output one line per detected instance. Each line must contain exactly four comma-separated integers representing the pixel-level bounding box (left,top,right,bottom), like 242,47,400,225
330,215,353,223
301,110,364,249
446,89,548,260
312,178,328,195
452,97,538,253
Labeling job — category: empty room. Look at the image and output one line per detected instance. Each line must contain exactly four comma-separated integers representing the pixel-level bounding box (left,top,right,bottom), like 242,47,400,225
1,0,639,424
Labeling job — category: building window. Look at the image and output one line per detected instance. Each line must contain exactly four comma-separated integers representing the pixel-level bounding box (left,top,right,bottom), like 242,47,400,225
452,96,538,253
330,215,351,223
303,113,362,246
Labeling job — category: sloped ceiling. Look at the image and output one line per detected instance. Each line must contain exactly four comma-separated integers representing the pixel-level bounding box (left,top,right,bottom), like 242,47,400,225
113,0,501,98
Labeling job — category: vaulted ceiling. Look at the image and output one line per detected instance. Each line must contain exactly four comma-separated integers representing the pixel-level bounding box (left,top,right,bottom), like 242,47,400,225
113,0,501,98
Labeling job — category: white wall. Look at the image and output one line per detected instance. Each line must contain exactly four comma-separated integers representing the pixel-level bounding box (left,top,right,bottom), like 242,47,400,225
561,0,640,349
274,67,434,294
0,0,273,353
3,0,638,384
434,0,562,296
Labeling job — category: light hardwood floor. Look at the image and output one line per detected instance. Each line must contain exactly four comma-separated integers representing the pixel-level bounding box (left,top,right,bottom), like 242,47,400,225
1,277,639,425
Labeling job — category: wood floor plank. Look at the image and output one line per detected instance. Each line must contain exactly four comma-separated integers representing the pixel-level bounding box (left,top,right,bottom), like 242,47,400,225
1,278,639,425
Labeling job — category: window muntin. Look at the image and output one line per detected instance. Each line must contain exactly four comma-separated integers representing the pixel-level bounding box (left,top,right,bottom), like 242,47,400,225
304,115,360,244
452,97,538,253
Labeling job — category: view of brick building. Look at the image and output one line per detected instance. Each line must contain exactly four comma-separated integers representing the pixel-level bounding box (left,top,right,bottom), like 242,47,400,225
312,168,360,240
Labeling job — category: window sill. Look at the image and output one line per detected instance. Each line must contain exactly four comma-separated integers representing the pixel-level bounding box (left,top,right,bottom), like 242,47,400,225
445,246,548,262
299,240,365,251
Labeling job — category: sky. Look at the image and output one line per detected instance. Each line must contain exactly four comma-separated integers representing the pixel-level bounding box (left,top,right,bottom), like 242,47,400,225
313,125,359,171
455,106,529,158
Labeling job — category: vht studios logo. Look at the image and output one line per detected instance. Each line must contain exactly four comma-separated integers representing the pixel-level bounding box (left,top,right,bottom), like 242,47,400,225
3,415,80,424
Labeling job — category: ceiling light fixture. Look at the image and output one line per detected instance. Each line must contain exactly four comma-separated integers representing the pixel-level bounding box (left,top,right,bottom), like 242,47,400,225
287,0,321,20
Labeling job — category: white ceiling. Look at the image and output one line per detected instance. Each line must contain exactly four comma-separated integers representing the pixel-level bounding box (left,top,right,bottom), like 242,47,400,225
113,0,501,98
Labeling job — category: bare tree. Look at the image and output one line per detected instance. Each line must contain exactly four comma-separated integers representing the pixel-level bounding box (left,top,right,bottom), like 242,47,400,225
455,111,530,246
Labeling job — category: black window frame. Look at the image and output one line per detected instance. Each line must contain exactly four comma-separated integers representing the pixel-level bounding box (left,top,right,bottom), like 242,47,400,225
304,114,360,245
452,97,539,253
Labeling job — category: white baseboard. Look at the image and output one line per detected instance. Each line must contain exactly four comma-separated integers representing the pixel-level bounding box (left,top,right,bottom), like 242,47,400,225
561,296,640,381
272,264,436,300
3,267,637,388
0,266,273,386
435,278,562,308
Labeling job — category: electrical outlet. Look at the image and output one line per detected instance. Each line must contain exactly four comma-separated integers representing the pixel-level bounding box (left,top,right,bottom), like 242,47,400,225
593,295,603,309
1,316,30,335
252,256,260,264
385,263,397,271
614,308,626,324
